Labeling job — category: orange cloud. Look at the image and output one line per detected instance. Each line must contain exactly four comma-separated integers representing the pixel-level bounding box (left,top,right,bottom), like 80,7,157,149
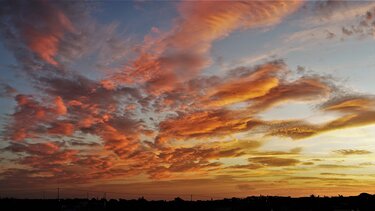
21,1,75,66
317,164,359,169
206,77,278,107
254,147,302,156
156,109,262,143
98,124,140,158
6,141,61,156
203,63,281,107
54,96,67,115
267,95,375,139
5,94,77,141
147,139,262,179
47,122,74,136
317,96,375,135
323,110,375,131
172,1,302,50
7,95,51,141
155,60,335,142
74,155,115,171
322,96,375,112
25,30,60,66
250,77,332,113
248,156,300,167
267,121,319,139
333,149,372,155
116,1,302,94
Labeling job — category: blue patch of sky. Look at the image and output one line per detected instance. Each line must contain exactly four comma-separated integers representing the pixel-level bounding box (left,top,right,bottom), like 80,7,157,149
67,1,180,81
286,37,375,93
97,1,178,39
205,12,304,76
0,40,32,127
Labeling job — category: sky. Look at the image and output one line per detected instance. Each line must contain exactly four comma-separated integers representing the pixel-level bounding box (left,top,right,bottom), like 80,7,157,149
1,0,375,200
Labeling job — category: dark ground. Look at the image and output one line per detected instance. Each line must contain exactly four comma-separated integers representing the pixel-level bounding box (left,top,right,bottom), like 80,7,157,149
1,193,375,211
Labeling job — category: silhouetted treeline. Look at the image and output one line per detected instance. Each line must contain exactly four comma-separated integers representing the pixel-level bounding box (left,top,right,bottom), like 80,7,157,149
1,193,375,211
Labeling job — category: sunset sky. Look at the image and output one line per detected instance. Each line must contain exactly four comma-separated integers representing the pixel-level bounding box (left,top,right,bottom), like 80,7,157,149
1,0,375,199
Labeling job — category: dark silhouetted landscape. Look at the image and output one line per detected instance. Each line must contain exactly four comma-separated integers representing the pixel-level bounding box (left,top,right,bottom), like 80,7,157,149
2,193,375,211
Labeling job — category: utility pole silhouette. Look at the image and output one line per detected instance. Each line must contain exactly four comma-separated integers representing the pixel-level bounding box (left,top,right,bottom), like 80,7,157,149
57,188,60,201
191,194,193,201
103,192,107,209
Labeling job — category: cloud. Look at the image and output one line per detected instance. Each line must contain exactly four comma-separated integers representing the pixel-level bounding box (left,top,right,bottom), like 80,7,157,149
68,139,100,147
173,1,302,49
333,149,372,155
267,95,375,139
236,184,255,191
340,6,375,38
0,1,310,186
146,139,262,179
155,59,335,143
225,146,303,170
74,155,115,171
2,0,375,193
250,76,332,113
254,147,302,156
3,72,146,163
319,96,375,134
54,96,67,115
6,94,59,141
320,173,348,176
308,1,375,26
317,164,359,169
0,0,76,66
5,141,61,156
0,82,17,98
313,0,349,20
0,0,127,79
1,140,89,185
267,120,319,139
2,140,120,185
227,163,264,170
3,51,373,189
202,61,284,107
321,96,375,113
47,121,75,136
248,156,300,167
114,1,302,94
156,109,263,143
97,124,141,158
